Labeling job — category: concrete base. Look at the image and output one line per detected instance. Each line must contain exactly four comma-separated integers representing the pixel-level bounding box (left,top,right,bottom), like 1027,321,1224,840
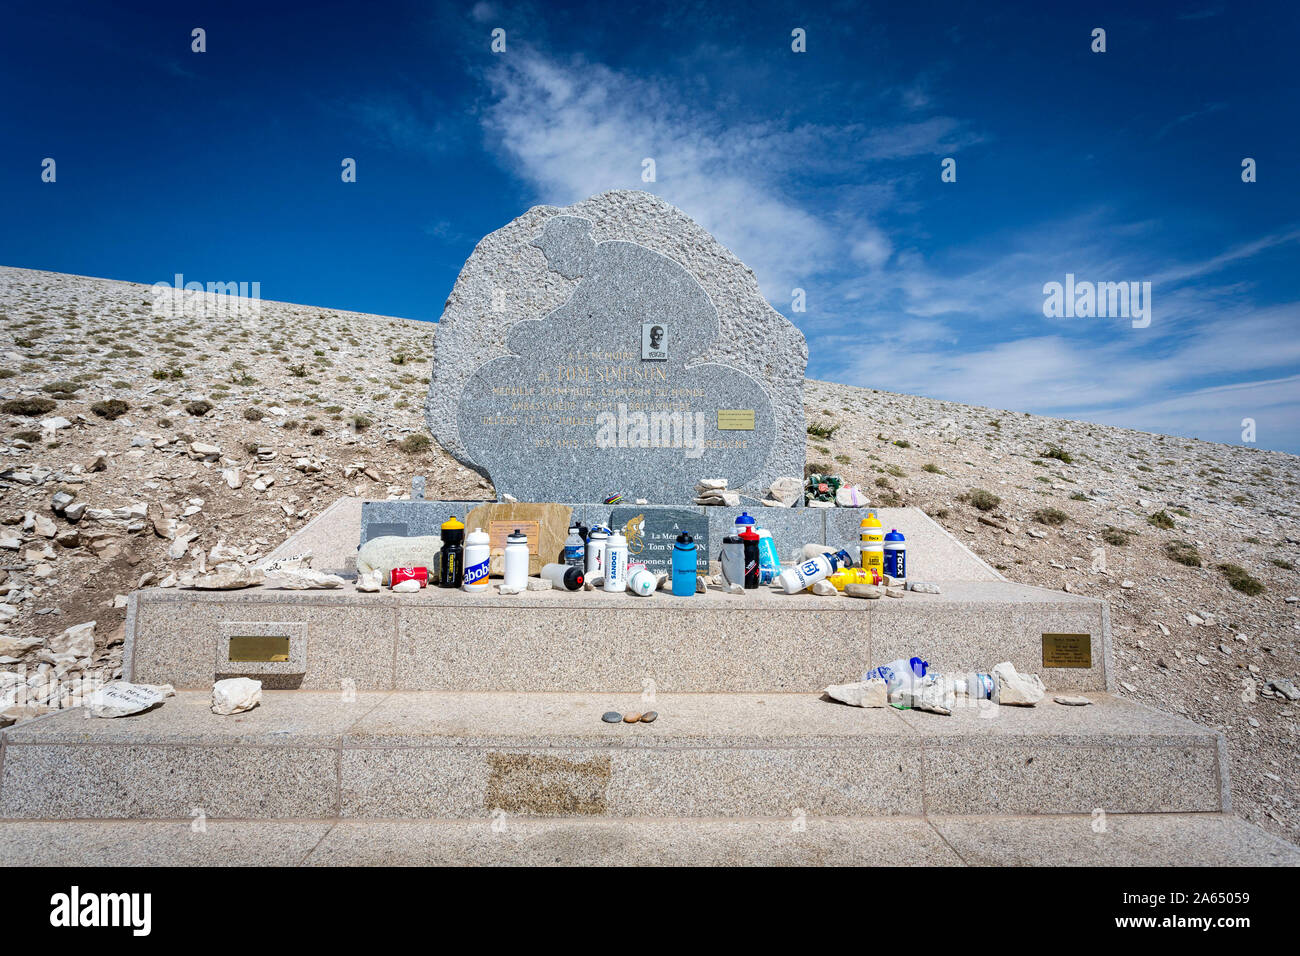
124,579,1113,692
0,691,1224,821
0,814,1294,866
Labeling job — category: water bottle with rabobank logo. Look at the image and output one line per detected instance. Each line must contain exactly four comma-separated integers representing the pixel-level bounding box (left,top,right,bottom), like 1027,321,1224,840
462,527,490,592
672,532,697,596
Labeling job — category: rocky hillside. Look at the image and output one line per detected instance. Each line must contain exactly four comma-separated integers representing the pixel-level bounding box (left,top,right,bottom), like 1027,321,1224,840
2,265,1298,845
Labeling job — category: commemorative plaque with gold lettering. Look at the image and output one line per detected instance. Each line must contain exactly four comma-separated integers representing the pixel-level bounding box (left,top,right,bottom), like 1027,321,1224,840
1041,633,1092,668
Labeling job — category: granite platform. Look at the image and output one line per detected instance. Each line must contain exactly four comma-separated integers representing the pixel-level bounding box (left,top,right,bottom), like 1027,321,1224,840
0,691,1226,821
123,578,1111,692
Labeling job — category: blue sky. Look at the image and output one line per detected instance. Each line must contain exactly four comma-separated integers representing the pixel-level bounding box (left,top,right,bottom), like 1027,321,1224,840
3,1,1298,450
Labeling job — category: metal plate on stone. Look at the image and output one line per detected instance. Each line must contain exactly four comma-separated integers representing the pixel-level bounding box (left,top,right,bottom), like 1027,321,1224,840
227,635,291,663
1042,633,1092,668
609,506,707,574
717,409,755,431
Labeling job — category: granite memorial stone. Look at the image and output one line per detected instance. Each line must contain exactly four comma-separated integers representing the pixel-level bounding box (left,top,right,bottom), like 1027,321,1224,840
427,189,807,504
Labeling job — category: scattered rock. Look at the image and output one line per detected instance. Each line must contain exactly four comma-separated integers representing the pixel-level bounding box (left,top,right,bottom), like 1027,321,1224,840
181,565,264,590
392,578,422,593
601,711,622,723
823,679,887,708
1054,695,1093,706
87,681,173,718
622,712,641,723
766,477,802,507
844,583,883,599
355,568,382,592
639,711,658,723
907,581,941,594
992,661,1046,706
48,620,95,658
526,577,552,591
267,568,346,590
811,579,837,596
211,677,261,716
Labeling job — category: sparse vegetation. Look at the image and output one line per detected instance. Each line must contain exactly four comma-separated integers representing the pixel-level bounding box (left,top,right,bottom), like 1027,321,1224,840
398,434,432,454
1218,563,1264,596
1101,528,1132,546
960,488,1001,512
185,400,213,417
1148,510,1176,530
243,407,265,421
1164,541,1202,567
1043,446,1073,464
90,399,129,421
806,420,838,439
1033,507,1068,526
1,397,57,416
921,463,943,474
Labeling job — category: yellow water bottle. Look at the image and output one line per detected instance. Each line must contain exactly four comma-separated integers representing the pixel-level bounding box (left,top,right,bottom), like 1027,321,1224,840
859,511,884,578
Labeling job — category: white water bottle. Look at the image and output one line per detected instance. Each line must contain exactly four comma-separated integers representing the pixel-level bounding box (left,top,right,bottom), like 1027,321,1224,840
586,527,609,580
777,549,852,594
462,527,491,592
503,528,529,590
628,568,657,596
604,530,628,592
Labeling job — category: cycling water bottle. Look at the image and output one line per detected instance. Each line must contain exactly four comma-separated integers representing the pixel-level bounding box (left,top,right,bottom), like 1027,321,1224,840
671,532,697,596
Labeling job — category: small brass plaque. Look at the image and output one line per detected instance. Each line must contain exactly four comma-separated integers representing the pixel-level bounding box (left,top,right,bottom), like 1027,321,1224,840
717,409,755,431
228,635,291,663
1042,633,1092,668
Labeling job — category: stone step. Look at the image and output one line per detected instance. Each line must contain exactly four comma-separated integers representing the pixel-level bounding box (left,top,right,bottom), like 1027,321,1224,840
2,813,1294,866
126,579,1112,692
0,691,1222,821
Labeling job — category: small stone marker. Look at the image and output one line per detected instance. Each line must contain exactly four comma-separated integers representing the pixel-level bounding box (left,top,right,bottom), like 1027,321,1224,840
86,681,172,719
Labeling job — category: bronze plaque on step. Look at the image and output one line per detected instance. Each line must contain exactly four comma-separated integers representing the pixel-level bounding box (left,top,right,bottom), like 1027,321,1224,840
1042,633,1092,668
227,635,291,663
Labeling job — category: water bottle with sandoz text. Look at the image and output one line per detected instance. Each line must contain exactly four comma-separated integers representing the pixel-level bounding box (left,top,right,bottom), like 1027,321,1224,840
671,532,697,596
586,527,609,580
884,529,906,579
604,530,628,592
503,528,529,590
462,527,490,592
777,549,852,594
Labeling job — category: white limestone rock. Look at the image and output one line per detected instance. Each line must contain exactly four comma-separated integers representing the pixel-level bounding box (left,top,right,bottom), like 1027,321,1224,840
907,581,941,594
766,476,802,507
834,484,868,507
993,661,1046,706
391,578,421,593
355,568,382,592
1054,695,1093,706
48,620,95,659
811,579,838,596
824,678,887,708
267,568,346,590
181,565,264,590
899,675,956,716
356,535,440,585
212,677,261,716
87,681,173,718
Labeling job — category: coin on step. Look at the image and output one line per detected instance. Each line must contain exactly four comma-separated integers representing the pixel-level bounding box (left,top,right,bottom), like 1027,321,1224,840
623,712,641,723
601,711,623,723
640,711,658,723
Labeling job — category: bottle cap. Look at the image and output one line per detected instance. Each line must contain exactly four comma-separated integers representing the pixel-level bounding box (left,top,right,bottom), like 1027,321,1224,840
676,532,694,544
734,512,756,527
738,527,760,542
885,529,905,542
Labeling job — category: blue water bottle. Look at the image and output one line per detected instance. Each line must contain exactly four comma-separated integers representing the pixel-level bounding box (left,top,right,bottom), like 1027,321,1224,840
671,532,697,596
884,529,906,578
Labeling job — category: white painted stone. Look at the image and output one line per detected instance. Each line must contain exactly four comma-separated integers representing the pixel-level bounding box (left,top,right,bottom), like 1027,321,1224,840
211,677,261,716
823,679,887,708
87,681,173,718
391,578,421,593
993,661,1046,706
